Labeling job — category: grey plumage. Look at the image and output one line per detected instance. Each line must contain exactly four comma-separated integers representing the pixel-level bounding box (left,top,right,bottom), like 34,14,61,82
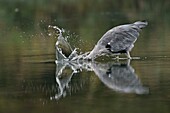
87,21,148,59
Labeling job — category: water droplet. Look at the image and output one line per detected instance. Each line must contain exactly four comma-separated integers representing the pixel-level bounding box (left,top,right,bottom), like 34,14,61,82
53,26,57,29
14,8,19,12
48,33,52,36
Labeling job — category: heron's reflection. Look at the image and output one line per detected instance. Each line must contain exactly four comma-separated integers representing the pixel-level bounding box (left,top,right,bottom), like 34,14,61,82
51,61,78,100
91,60,149,94
52,60,149,100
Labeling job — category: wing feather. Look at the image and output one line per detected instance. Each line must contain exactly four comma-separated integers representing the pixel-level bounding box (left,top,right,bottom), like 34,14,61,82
98,23,141,52
87,21,148,58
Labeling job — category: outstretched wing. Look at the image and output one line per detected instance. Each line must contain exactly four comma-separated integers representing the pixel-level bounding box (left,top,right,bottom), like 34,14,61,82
98,21,148,52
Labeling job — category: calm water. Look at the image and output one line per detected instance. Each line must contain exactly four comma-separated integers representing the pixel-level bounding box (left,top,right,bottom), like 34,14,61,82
0,0,170,113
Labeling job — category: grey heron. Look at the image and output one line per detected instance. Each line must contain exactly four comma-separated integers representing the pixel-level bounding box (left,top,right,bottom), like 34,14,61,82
86,21,148,59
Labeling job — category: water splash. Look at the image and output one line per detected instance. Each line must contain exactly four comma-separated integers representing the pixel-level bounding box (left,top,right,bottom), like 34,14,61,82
48,25,89,61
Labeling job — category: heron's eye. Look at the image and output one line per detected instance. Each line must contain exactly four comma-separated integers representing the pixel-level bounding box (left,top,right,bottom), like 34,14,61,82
105,44,111,49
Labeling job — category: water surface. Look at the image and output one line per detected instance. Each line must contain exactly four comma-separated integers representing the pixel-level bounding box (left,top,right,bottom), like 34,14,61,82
0,0,170,113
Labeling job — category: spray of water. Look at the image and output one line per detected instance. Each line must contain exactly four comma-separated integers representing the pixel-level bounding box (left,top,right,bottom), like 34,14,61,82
48,25,90,61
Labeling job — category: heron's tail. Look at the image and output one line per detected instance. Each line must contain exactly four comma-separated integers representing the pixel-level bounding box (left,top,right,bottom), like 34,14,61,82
134,21,148,29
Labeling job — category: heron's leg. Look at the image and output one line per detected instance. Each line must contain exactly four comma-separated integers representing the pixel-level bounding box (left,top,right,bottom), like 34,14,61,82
113,55,119,62
127,59,131,65
115,55,119,59
126,52,132,59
